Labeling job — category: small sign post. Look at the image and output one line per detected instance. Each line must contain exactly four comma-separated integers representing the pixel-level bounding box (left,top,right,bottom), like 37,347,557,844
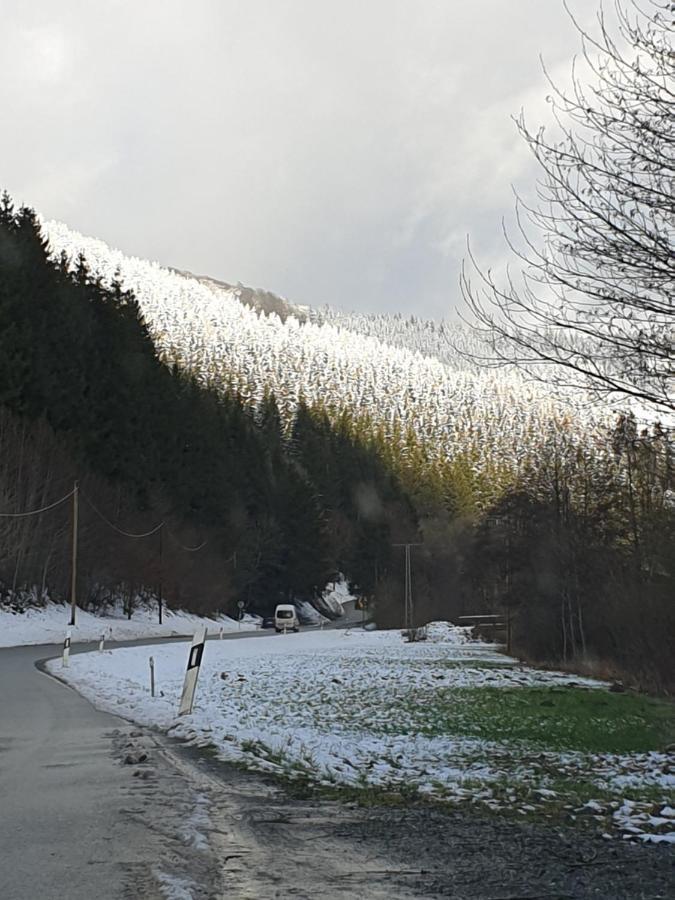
99,632,105,653
62,630,72,667
178,627,206,716
237,599,245,630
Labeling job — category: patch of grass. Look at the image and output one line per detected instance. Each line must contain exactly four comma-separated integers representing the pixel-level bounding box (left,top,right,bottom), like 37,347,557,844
396,686,675,752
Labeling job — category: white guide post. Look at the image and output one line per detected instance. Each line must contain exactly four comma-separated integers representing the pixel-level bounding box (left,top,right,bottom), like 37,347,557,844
99,632,105,653
149,656,155,698
62,630,72,668
178,627,207,716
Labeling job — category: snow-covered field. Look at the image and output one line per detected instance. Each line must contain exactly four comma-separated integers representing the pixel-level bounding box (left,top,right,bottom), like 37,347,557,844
0,601,257,648
47,627,674,844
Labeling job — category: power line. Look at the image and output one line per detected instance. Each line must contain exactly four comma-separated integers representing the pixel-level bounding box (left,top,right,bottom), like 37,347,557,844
0,487,75,518
81,492,164,538
166,530,208,553
1,482,206,559
82,491,207,551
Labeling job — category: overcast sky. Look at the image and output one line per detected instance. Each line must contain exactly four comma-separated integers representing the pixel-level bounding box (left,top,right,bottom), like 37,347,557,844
0,0,592,319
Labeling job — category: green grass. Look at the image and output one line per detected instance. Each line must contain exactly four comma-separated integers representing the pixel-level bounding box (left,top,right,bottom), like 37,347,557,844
395,686,675,752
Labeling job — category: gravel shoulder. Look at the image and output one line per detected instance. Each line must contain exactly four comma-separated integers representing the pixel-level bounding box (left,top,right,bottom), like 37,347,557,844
158,731,675,899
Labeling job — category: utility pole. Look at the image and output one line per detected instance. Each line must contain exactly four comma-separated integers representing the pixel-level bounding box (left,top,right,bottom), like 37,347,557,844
69,481,79,627
393,543,422,632
158,523,164,625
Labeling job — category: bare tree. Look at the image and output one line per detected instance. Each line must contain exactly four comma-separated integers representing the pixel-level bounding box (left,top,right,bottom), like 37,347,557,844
461,0,674,415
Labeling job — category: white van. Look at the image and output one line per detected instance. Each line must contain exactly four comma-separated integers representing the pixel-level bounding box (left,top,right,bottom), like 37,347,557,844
274,604,299,633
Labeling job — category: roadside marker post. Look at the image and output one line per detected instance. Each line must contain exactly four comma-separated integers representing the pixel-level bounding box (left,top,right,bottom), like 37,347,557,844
178,627,207,716
149,656,155,697
219,626,224,640
99,633,105,653
62,630,72,668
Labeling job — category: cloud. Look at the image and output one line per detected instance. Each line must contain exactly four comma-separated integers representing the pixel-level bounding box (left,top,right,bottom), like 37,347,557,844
0,0,593,318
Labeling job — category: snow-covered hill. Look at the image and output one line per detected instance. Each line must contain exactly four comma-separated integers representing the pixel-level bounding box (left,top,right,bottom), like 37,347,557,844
170,266,490,370
44,221,605,494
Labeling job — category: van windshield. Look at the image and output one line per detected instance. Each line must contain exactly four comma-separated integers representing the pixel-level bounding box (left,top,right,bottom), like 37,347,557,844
277,610,293,618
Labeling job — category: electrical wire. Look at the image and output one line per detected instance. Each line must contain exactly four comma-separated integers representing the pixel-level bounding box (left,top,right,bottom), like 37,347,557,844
0,487,75,518
82,492,207,551
166,530,208,552
81,492,165,538
2,485,209,554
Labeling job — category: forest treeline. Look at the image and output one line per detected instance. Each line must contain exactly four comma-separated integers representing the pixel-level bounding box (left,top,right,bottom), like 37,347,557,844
0,198,673,691
0,198,415,618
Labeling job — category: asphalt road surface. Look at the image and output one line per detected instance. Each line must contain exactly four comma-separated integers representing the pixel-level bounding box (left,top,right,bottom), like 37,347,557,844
0,633,260,899
0,622,370,900
0,641,151,899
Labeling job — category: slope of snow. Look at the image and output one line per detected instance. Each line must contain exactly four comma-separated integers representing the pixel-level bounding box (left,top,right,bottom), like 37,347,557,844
49,629,674,842
43,221,608,502
0,601,257,647
309,305,485,371
314,577,352,618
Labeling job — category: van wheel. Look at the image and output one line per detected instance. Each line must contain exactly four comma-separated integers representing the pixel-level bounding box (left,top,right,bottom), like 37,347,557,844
293,627,299,633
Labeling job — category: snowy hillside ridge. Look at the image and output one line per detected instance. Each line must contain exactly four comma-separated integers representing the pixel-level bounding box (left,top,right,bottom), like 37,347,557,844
50,629,675,844
170,268,308,325
43,221,606,490
172,270,483,371
0,600,257,648
309,306,486,372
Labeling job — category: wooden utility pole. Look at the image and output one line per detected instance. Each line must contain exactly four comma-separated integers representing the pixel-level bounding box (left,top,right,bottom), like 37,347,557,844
158,523,164,625
69,481,79,627
393,543,422,632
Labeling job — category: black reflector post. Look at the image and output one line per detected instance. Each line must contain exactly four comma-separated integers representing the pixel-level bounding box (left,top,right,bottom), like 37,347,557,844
178,627,207,716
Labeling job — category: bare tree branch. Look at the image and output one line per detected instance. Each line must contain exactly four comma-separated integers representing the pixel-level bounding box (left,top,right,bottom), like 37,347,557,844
461,0,674,416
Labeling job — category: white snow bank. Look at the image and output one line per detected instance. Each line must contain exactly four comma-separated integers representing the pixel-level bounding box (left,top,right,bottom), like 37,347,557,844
422,621,474,644
314,576,354,618
295,600,323,625
0,601,257,648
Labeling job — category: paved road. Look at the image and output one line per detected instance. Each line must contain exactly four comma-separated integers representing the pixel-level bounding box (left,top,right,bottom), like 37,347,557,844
0,642,147,898
0,632,266,899
0,618,359,899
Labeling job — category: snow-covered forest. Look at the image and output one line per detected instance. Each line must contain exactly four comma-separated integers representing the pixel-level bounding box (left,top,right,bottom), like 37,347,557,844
44,220,607,507
0,185,671,692
36,214,672,688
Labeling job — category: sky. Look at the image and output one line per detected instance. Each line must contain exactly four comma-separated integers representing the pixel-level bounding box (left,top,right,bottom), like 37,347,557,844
0,0,594,319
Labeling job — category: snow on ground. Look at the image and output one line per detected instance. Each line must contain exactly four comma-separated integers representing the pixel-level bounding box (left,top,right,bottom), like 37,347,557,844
314,577,352,618
153,870,198,900
295,600,323,625
48,628,674,843
422,621,474,644
0,601,258,648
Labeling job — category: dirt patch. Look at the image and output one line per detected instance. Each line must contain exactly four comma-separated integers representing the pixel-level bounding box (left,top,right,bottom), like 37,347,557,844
153,734,674,900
